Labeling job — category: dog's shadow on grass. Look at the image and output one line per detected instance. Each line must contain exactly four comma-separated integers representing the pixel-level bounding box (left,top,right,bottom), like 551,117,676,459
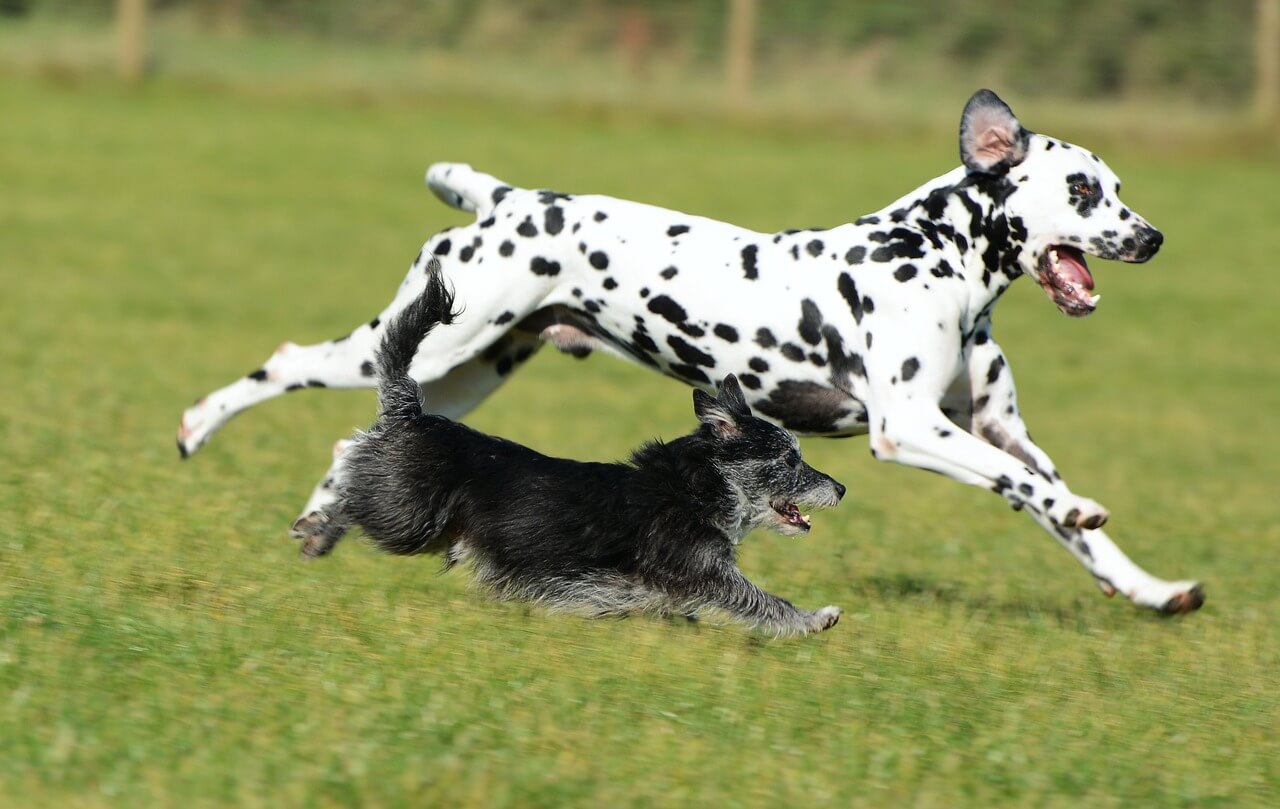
849,572,1118,630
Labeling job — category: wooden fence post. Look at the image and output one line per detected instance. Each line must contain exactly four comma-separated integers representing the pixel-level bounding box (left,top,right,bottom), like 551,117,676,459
116,0,147,83
1257,0,1280,126
724,0,757,109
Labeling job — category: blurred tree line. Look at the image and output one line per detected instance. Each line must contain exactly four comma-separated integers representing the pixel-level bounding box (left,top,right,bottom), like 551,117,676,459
8,0,1258,102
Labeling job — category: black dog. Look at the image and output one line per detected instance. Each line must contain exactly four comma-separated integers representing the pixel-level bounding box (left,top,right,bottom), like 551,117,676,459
293,261,847,635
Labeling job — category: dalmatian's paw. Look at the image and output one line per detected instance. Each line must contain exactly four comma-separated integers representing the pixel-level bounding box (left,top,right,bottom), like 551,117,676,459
1126,580,1205,614
1050,495,1109,530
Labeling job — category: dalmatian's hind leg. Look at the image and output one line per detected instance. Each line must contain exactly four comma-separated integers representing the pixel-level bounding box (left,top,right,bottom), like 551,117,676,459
177,324,384,459
177,253,452,458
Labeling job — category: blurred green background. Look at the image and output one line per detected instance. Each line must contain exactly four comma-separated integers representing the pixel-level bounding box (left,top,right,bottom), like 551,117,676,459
1,2,1278,807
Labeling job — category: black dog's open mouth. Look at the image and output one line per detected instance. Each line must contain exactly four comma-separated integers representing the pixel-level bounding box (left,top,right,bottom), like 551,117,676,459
1036,245,1099,317
773,502,811,532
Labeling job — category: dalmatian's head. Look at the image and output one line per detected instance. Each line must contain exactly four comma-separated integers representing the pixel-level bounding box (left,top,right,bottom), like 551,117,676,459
959,90,1163,317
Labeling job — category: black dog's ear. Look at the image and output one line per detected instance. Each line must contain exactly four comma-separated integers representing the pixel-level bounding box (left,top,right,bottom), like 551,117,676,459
716,374,751,418
694,387,740,438
959,89,1029,174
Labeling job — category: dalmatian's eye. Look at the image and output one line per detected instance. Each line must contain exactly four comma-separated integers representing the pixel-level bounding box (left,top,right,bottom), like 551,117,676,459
1071,181,1093,197
784,449,801,469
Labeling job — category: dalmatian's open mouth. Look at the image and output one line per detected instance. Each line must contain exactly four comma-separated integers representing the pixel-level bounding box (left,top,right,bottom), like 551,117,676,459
772,501,811,532
1037,245,1099,317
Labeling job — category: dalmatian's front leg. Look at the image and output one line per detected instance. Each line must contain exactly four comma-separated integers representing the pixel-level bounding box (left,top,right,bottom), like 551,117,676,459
958,330,1203,612
867,339,1203,613
962,328,1107,528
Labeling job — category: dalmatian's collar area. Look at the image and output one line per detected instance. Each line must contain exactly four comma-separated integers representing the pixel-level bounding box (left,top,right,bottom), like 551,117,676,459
178,89,1202,617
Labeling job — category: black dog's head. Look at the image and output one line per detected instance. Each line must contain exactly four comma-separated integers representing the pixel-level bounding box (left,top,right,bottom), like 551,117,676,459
693,375,846,537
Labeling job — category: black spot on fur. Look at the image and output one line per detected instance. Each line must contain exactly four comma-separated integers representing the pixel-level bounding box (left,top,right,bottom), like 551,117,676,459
845,246,866,265
499,240,515,257
589,251,609,270
307,379,327,388
632,329,658,354
901,357,920,382
459,244,475,263
754,380,854,434
741,245,759,280
544,206,565,236
479,217,495,229
740,373,761,390
667,225,690,237
714,324,739,343
530,257,561,276
755,328,776,348
869,228,927,262
987,355,1006,385
517,217,538,238
369,318,381,330
780,343,806,363
806,239,824,257
433,238,452,256
667,335,714,368
247,368,267,381
647,295,687,324
495,311,515,326
660,266,678,280
837,274,873,324
537,190,572,205
360,361,375,377
668,363,710,385
594,211,608,222
492,186,512,204
894,264,918,282
603,278,618,290
749,357,769,373
798,299,823,345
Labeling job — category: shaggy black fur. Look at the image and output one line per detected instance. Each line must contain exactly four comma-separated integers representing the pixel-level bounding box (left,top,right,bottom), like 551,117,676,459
293,261,847,635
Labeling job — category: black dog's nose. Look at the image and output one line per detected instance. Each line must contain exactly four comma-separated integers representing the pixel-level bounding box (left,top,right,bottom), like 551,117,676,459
834,481,847,501
1137,227,1163,252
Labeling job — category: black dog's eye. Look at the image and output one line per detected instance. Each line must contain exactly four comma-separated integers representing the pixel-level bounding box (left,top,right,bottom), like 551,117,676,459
784,449,801,468
1071,181,1093,197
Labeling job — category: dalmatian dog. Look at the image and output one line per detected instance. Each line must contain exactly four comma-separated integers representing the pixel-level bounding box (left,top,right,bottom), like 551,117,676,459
178,90,1204,615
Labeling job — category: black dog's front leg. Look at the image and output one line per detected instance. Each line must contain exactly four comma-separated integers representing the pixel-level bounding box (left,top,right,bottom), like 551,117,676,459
693,568,841,637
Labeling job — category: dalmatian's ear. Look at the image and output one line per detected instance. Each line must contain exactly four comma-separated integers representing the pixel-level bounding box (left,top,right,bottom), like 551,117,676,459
959,89,1030,174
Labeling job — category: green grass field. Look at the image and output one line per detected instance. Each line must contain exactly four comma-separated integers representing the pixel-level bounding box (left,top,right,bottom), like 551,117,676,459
2,72,1279,807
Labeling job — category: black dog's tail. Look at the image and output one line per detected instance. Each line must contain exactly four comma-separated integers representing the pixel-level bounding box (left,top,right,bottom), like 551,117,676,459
376,258,458,420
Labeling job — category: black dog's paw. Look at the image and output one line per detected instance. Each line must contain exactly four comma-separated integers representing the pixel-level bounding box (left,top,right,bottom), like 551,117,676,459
811,605,842,632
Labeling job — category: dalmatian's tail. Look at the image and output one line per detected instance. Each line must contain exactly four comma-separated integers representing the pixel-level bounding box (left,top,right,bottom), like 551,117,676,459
425,162,513,218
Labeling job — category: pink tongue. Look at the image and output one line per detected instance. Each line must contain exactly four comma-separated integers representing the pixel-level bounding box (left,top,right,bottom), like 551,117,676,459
1056,247,1094,290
